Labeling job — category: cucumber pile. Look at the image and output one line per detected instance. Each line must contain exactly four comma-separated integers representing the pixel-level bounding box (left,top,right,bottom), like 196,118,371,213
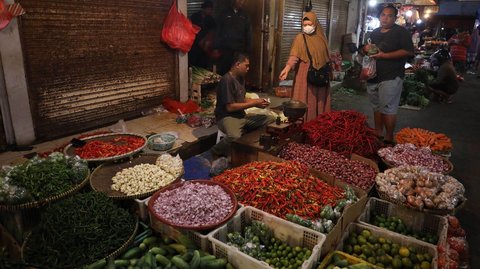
86,232,233,269
320,252,375,269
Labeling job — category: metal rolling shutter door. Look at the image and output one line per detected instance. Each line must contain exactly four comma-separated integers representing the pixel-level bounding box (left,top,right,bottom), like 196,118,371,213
311,0,330,33
278,0,330,79
19,0,177,140
279,0,304,77
330,0,349,51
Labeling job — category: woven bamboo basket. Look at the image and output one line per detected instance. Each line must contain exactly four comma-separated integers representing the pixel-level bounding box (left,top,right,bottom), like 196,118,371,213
376,187,466,216
89,154,182,200
0,169,91,212
22,218,139,269
381,156,453,175
63,133,147,163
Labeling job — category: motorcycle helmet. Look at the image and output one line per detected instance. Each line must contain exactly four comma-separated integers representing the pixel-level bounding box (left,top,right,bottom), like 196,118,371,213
430,48,451,67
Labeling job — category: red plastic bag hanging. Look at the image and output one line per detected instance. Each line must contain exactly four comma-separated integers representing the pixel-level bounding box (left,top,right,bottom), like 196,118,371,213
161,0,200,53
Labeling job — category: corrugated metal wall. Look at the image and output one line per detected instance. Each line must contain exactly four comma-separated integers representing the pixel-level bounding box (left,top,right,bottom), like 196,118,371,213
330,0,349,52
277,0,330,80
19,0,177,140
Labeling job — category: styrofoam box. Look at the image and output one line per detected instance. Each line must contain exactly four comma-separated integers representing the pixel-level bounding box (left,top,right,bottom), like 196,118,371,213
208,206,326,269
338,222,438,269
358,197,448,247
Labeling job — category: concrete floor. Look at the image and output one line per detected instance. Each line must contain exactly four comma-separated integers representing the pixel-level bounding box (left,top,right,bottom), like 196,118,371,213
332,75,480,268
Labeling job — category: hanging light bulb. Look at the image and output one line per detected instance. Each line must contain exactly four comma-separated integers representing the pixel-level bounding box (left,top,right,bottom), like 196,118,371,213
369,0,377,7
406,10,413,17
424,13,430,19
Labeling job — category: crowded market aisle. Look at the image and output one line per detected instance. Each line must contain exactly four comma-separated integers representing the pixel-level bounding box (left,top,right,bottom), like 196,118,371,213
333,74,480,267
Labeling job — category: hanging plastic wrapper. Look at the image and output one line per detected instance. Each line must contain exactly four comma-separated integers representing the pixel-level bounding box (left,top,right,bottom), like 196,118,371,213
161,0,200,53
0,1,25,30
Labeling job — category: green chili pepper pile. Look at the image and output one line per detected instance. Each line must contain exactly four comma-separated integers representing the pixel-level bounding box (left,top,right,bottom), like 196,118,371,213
212,161,345,220
24,192,136,269
0,153,88,204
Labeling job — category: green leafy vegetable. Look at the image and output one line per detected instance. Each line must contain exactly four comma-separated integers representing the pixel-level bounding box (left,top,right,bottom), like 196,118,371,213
0,153,88,204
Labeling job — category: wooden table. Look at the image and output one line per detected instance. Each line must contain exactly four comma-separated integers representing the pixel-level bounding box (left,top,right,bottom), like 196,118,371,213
231,127,303,167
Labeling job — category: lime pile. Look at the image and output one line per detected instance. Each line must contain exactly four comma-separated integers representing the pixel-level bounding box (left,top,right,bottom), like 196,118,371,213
371,214,439,244
342,229,433,269
227,221,313,269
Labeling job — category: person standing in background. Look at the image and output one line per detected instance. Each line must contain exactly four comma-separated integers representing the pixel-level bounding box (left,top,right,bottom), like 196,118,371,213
448,30,471,77
362,5,414,145
213,0,252,75
278,11,332,122
189,1,216,68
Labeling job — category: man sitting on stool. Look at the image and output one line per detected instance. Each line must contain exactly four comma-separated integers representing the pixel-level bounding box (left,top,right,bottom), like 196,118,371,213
210,52,274,171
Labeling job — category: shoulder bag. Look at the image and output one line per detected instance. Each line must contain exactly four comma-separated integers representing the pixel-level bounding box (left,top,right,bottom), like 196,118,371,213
302,34,330,87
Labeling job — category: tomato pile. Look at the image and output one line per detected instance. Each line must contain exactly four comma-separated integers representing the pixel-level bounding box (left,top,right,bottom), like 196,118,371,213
75,136,145,159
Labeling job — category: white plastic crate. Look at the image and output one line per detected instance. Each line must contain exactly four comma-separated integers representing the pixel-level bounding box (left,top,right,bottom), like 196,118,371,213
338,222,438,269
357,197,447,246
148,210,213,253
208,206,325,269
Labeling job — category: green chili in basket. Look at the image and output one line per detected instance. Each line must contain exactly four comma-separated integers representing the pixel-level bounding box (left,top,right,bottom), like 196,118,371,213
23,192,136,269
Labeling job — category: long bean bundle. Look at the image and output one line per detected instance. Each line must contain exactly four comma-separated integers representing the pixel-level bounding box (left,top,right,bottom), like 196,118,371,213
24,192,136,269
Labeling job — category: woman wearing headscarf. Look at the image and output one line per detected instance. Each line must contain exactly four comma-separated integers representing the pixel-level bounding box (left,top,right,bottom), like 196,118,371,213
279,11,331,121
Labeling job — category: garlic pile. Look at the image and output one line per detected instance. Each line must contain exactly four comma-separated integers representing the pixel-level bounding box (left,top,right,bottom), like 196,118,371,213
111,154,184,195
155,154,184,178
376,165,465,210
111,164,176,195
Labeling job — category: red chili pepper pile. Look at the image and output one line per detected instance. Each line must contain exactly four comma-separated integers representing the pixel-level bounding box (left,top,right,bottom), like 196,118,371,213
212,161,345,219
75,136,145,159
279,142,377,191
37,131,113,158
303,110,381,158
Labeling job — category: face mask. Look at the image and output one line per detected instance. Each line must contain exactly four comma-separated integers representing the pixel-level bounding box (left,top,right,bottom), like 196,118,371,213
303,25,315,35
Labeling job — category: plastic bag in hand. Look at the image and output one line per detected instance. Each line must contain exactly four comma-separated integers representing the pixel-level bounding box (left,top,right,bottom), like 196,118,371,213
360,56,376,80
161,0,200,53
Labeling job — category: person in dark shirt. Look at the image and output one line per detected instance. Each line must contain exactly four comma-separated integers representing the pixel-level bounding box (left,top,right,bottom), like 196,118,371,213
428,49,459,103
189,1,216,68
214,0,252,75
362,5,414,144
211,52,273,157
418,27,432,47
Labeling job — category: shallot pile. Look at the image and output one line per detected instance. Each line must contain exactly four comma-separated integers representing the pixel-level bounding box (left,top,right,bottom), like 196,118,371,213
152,182,234,227
302,110,381,158
376,166,465,211
279,142,377,191
378,143,451,174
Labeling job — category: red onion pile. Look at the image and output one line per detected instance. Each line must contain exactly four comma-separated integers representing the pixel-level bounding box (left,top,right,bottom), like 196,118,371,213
279,142,377,191
378,143,450,174
152,182,234,226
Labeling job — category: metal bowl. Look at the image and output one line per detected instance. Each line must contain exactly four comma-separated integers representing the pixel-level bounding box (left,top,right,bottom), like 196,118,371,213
282,100,307,121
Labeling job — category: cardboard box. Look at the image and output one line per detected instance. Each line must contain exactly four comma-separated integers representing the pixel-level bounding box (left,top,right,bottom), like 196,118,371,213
257,152,368,257
274,86,293,98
